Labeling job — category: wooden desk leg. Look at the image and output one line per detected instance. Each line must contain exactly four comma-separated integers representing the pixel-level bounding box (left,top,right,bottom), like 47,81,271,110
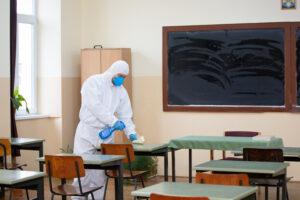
164,151,168,182
171,148,175,182
189,149,192,183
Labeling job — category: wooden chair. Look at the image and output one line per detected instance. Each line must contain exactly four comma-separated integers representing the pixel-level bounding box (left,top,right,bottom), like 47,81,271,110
101,144,148,200
45,155,103,200
243,148,290,200
196,172,249,186
150,193,209,200
0,139,29,200
222,131,260,160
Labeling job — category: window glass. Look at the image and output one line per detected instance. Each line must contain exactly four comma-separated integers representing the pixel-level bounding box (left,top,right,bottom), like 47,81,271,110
17,23,33,112
17,0,33,15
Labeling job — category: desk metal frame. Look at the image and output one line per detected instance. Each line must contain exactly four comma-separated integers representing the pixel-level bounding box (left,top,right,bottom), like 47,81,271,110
10,138,44,172
134,147,169,181
0,177,44,200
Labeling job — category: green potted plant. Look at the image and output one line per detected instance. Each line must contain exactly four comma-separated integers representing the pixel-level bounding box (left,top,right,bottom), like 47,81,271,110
11,87,29,114
123,156,158,184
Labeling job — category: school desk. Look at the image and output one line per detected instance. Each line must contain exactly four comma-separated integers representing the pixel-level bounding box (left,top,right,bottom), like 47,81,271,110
96,143,169,181
194,160,289,200
37,154,125,200
168,136,284,182
10,137,45,172
131,182,257,200
0,169,46,200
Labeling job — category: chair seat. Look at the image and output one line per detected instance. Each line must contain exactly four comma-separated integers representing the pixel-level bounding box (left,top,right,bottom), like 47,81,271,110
52,184,103,196
0,162,27,170
107,170,148,178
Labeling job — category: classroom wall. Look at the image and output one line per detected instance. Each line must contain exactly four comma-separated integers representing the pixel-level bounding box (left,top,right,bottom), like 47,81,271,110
16,0,81,169
0,0,11,138
80,0,300,180
61,0,81,150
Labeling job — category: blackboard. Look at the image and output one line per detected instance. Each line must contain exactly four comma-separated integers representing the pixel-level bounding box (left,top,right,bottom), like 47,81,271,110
163,23,294,112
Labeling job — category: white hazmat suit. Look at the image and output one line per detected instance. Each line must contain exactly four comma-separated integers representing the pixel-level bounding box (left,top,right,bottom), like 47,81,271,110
72,60,136,200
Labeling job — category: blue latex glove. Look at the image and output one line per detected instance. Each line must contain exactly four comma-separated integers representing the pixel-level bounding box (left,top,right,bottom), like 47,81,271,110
129,134,137,141
113,120,125,131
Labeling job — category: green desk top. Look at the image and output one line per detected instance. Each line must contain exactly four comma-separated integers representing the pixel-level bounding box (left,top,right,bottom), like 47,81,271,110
282,147,300,156
0,169,46,185
232,147,300,157
9,138,45,146
193,160,289,175
131,182,257,200
132,144,168,152
168,136,284,150
36,154,125,165
95,143,168,152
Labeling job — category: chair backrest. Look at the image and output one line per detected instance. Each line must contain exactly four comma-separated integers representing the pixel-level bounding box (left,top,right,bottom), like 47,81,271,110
196,173,249,186
224,131,260,137
45,155,85,179
150,193,209,200
243,148,284,162
0,139,11,157
101,144,135,163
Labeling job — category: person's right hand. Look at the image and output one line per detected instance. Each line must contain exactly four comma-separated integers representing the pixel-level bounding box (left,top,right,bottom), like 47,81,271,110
113,120,125,131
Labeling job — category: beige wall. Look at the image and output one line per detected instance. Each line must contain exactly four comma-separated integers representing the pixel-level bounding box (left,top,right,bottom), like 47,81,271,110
16,118,62,170
61,77,81,149
0,0,11,137
81,0,300,180
16,0,81,171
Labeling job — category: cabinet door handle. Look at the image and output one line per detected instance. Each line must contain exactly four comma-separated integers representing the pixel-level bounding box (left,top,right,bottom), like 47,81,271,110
93,45,103,49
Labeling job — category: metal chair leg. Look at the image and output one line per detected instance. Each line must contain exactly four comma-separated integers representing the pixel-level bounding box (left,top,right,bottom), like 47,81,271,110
9,188,13,200
26,189,30,200
51,193,55,200
85,195,88,200
91,192,95,200
286,187,289,200
140,176,145,188
103,177,109,200
134,178,138,200
265,186,268,200
276,186,280,200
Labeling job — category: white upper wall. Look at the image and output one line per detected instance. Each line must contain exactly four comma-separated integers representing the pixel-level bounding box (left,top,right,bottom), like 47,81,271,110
80,0,300,77
0,0,10,77
61,0,81,78
37,0,61,78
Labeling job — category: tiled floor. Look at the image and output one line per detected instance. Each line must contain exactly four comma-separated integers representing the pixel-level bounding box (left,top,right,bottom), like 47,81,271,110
1,176,300,199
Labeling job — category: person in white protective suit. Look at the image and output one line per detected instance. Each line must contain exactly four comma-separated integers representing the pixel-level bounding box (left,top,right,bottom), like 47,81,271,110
72,60,137,200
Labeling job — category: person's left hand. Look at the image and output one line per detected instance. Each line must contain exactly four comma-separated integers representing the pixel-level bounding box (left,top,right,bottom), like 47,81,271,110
129,134,137,141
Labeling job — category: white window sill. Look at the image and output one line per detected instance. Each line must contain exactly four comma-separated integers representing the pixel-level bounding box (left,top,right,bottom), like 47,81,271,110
15,114,50,121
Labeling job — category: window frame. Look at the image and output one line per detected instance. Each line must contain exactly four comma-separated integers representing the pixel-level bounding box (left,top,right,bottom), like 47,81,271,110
16,0,37,115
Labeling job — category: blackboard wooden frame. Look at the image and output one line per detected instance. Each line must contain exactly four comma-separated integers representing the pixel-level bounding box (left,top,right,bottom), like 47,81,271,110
291,22,300,112
163,22,295,112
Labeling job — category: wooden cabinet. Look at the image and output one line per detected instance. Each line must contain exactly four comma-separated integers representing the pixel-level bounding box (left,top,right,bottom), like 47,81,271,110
81,48,132,143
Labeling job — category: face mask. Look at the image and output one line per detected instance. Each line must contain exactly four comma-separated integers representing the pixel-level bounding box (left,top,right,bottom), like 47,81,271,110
113,76,124,86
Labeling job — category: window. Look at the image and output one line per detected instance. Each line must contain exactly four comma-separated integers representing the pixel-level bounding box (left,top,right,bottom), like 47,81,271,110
16,0,37,114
